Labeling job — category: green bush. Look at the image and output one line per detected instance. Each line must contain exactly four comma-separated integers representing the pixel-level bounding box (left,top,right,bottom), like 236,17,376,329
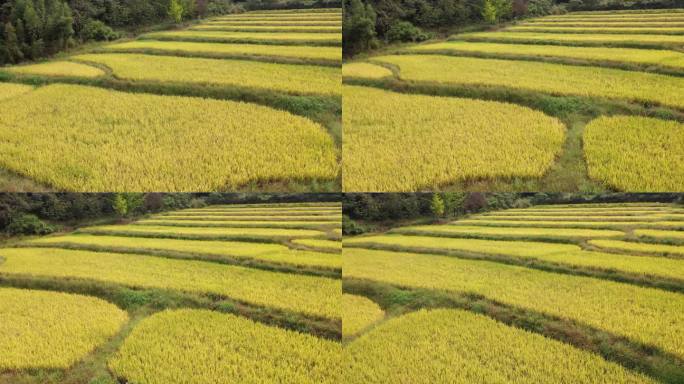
343,215,366,236
6,214,55,235
81,19,119,42
386,21,431,43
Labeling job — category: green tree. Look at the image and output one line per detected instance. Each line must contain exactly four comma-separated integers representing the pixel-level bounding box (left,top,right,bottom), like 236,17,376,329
169,0,184,23
482,0,497,23
343,0,377,56
112,193,128,217
112,193,144,217
430,194,445,218
3,22,23,63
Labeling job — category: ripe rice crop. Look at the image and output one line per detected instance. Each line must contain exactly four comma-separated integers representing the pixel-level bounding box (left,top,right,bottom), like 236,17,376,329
345,234,684,280
508,26,684,34
589,239,684,257
79,224,325,240
191,25,341,32
204,20,342,26
409,41,684,71
135,219,338,229
459,31,684,48
393,224,625,239
343,85,564,191
3,61,105,78
182,206,339,212
453,219,684,229
479,214,667,221
161,211,339,217
344,248,684,358
342,63,393,78
524,21,684,26
29,234,342,269
584,116,684,191
372,55,684,110
0,287,128,370
74,54,340,96
292,238,342,252
0,84,337,192
345,308,655,384
213,16,341,21
0,248,340,318
0,83,33,101
635,229,684,242
343,294,384,337
109,309,340,384
141,31,341,45
156,215,341,221
103,41,341,61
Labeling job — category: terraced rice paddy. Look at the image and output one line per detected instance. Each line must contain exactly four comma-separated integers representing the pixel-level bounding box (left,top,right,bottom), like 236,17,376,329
0,202,342,382
345,9,684,190
344,203,684,381
342,294,384,338
0,8,342,192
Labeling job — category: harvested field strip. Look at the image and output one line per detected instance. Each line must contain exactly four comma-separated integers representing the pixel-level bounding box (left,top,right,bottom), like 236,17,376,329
0,247,340,319
155,215,341,221
584,116,684,192
74,54,341,96
458,32,684,49
28,234,342,269
373,55,684,110
3,61,105,78
0,84,337,192
342,294,383,338
508,26,684,35
408,41,684,71
134,219,339,229
635,229,684,242
452,219,684,229
0,83,33,101
343,85,564,191
343,248,684,358
141,31,342,46
109,310,340,384
589,239,684,258
103,41,341,62
190,25,341,32
392,224,625,240
78,224,325,240
345,308,655,384
344,234,684,281
342,63,394,78
0,287,128,371
292,239,342,252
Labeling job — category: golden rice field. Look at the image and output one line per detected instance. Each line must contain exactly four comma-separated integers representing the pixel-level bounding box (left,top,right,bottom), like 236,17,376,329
0,288,128,370
0,82,33,101
134,219,339,229
191,24,341,32
508,26,684,34
3,61,105,78
459,31,684,48
635,229,684,241
109,310,341,384
584,116,684,191
454,219,684,229
343,85,565,191
79,224,326,239
344,202,684,383
345,309,655,384
74,53,340,95
342,294,384,338
292,238,342,252
158,214,341,221
141,30,342,45
103,41,342,61
342,62,393,78
0,84,337,191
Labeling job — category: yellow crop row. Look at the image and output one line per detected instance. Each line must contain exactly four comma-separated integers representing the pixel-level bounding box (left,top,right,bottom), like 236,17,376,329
342,294,384,338
135,219,338,229
0,248,340,318
3,61,105,78
181,205,339,212
372,55,684,110
156,215,341,221
79,224,325,239
459,31,684,47
589,239,684,257
409,41,684,70
454,219,684,229
204,20,342,26
478,215,664,221
584,116,684,191
508,26,684,34
392,224,625,239
342,63,393,78
0,287,128,370
191,24,341,32
75,53,341,96
345,308,654,384
524,21,684,26
292,238,342,252
104,41,341,61
110,309,340,384
635,229,684,241
142,30,341,44
213,15,341,21
343,85,565,191
343,248,684,358
0,82,33,101
0,84,337,192
29,234,341,269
